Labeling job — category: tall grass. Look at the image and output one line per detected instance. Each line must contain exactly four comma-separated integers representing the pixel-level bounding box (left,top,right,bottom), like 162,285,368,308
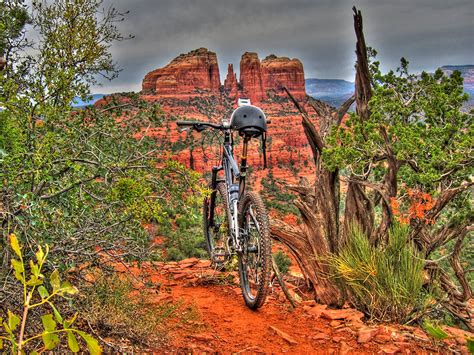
330,223,426,322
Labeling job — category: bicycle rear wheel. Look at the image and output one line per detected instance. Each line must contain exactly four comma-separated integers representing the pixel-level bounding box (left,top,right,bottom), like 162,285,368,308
238,191,272,309
203,182,231,268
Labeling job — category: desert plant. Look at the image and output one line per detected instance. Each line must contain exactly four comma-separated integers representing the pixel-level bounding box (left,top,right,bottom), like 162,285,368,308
1,234,100,354
329,224,426,323
78,272,182,349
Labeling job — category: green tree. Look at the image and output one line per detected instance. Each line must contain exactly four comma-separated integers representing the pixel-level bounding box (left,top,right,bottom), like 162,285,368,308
0,0,29,70
274,7,472,328
0,0,204,328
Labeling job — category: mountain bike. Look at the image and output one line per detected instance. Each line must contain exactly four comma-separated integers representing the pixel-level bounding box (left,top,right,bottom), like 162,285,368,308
176,105,271,309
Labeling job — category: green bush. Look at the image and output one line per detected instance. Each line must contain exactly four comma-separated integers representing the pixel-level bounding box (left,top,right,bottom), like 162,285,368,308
79,273,181,348
1,234,100,354
329,223,427,323
273,250,292,274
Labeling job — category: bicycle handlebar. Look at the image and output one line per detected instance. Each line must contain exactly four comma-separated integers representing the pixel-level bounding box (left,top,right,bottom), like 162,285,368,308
176,120,225,132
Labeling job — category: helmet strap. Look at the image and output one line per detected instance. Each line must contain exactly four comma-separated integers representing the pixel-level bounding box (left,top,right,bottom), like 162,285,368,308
262,132,267,169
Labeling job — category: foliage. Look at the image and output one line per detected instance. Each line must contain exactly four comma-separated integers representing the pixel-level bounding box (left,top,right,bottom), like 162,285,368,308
157,161,208,261
1,234,100,354
423,320,449,340
273,250,291,274
0,0,30,60
261,170,299,216
322,55,473,324
0,6,205,351
78,272,182,349
329,224,427,322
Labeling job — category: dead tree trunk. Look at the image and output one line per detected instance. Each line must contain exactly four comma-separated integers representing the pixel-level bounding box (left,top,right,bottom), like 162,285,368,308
269,7,374,306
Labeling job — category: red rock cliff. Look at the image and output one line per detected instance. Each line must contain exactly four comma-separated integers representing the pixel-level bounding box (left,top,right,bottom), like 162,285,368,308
142,48,221,96
239,52,265,103
239,52,306,103
261,55,306,100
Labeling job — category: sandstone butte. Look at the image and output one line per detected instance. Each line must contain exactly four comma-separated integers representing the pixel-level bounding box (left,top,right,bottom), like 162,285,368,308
142,48,306,103
142,48,221,97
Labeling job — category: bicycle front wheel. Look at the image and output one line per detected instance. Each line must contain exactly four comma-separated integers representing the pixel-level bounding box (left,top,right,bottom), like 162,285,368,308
238,191,272,309
203,182,231,268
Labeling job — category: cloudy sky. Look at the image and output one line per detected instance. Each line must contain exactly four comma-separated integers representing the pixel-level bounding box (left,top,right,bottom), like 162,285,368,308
94,0,473,93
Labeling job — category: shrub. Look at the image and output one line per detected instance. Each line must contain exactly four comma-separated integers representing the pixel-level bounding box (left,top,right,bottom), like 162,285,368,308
78,273,181,349
329,223,427,323
1,234,100,354
273,250,292,274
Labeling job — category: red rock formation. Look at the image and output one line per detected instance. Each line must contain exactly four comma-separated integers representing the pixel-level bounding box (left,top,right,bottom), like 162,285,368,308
238,52,306,103
141,48,307,104
223,64,239,98
142,48,220,97
239,52,265,103
261,55,306,100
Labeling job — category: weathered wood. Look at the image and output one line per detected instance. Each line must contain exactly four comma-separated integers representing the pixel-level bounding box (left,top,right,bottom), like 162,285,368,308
272,256,296,308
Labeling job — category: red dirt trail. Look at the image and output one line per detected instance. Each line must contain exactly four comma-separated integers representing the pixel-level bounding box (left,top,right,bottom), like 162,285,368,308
118,259,471,354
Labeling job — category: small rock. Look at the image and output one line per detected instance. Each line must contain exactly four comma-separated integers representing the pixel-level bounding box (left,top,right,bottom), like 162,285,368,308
178,257,200,265
330,320,342,327
173,273,189,280
189,333,215,342
358,327,379,343
332,336,344,342
340,341,353,355
301,300,317,307
197,259,212,268
313,333,330,341
306,304,327,319
321,309,364,321
269,326,298,345
374,334,393,343
378,344,400,355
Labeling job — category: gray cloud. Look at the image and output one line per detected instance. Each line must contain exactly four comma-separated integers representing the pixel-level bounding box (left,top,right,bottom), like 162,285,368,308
94,0,473,93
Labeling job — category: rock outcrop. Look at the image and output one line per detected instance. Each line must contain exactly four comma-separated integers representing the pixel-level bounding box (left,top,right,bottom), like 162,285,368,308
142,48,306,103
142,48,220,96
239,52,265,103
261,55,306,100
223,64,239,98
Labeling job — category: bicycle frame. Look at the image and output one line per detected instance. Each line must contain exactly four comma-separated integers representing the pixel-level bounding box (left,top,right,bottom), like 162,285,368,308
209,129,250,253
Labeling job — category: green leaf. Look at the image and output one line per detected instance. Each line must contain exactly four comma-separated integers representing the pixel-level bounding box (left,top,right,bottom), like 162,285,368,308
41,314,59,350
11,259,24,282
64,313,78,329
49,303,63,324
41,314,57,332
9,234,22,258
41,331,59,350
0,336,3,349
467,337,474,354
59,281,78,295
38,285,49,299
50,269,60,292
7,310,20,332
35,245,45,263
67,331,80,353
29,260,40,277
77,331,101,355
423,320,449,340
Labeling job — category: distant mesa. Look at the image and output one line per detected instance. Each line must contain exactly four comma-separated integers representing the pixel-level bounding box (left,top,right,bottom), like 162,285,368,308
142,48,306,102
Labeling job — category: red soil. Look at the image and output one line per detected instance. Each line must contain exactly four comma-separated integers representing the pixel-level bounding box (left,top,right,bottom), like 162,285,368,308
115,260,470,354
